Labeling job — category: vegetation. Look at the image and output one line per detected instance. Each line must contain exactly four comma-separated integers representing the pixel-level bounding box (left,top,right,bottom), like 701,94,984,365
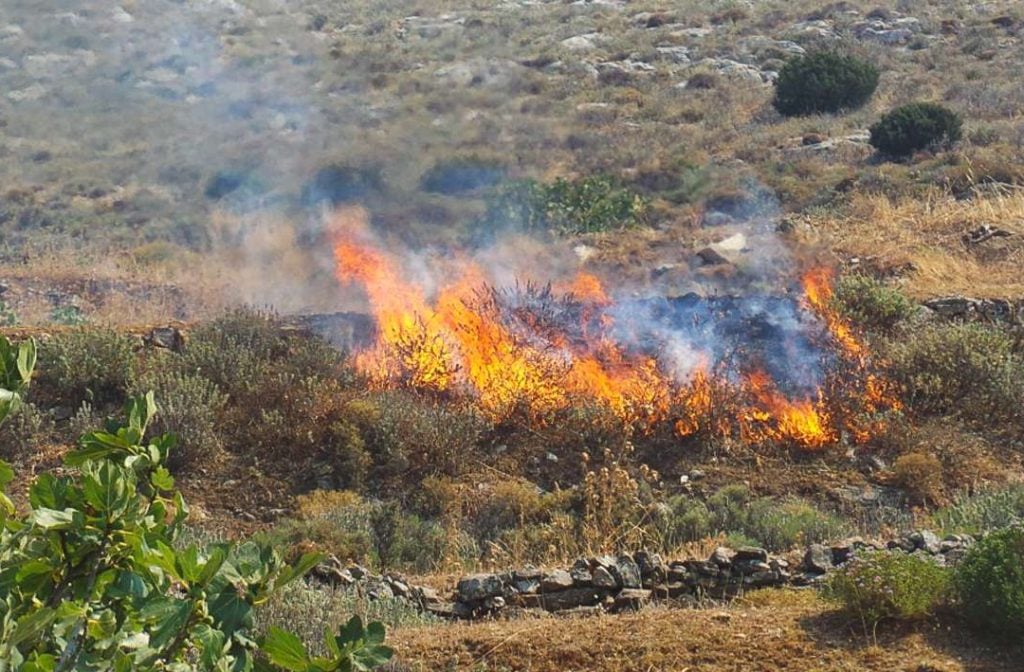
772,51,879,116
953,527,1024,640
933,485,1024,535
826,551,950,632
481,176,649,236
832,275,915,336
869,103,964,158
0,334,392,672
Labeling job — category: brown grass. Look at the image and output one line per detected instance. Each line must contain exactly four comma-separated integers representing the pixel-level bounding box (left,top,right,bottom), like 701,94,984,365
391,590,1021,671
801,191,1024,299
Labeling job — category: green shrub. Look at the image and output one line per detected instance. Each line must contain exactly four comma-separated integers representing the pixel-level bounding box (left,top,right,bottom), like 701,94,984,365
179,308,282,397
481,175,649,236
256,581,435,657
659,486,850,551
870,102,963,157
833,275,915,335
885,323,1024,425
953,527,1024,640
773,51,879,116
0,390,391,671
826,551,950,629
132,370,228,470
38,327,136,406
933,485,1024,535
0,402,53,461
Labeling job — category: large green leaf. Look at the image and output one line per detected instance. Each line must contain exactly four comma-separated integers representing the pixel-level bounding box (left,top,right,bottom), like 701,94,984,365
31,507,82,530
82,461,131,519
8,607,56,647
141,597,193,651
260,628,310,671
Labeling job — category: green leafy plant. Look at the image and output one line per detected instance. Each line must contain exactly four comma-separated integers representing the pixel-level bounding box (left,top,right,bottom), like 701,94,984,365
481,176,649,236
38,327,135,407
953,526,1024,640
833,275,914,335
825,550,950,637
50,306,87,327
773,51,879,116
0,343,393,672
261,616,392,672
870,102,963,158
933,485,1024,535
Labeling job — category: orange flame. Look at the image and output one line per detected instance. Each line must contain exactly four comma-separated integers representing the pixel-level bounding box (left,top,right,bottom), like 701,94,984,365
330,210,899,449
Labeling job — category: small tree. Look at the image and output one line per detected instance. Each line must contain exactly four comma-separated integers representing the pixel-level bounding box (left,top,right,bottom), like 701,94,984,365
773,51,879,116
869,102,963,157
954,526,1024,640
0,335,393,672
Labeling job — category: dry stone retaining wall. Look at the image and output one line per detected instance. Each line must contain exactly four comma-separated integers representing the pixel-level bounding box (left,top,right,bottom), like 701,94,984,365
310,530,975,620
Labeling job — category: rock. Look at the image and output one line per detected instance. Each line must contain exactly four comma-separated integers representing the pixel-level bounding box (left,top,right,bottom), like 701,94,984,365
635,551,665,579
591,566,617,588
147,326,185,351
655,46,692,65
561,33,601,51
457,573,504,602
514,566,544,581
612,555,642,589
541,570,575,592
803,133,827,146
734,547,769,563
710,547,736,568
611,588,652,612
483,595,506,611
513,578,541,595
804,544,833,573
701,211,734,227
570,559,593,586
910,529,941,554
696,247,731,267
424,601,457,618
513,586,606,612
415,586,443,604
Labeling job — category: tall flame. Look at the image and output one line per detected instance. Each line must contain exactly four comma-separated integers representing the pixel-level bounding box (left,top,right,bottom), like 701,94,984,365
329,208,900,449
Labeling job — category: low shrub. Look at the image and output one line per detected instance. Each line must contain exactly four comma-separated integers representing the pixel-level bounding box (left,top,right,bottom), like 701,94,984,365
833,275,915,335
870,103,963,158
884,323,1024,426
826,551,950,630
132,370,228,470
933,485,1024,535
480,175,649,236
953,526,1024,639
37,327,136,406
892,452,944,505
773,51,879,116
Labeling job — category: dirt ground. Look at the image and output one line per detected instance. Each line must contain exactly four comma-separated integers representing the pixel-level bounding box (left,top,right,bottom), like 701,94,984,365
390,591,1021,672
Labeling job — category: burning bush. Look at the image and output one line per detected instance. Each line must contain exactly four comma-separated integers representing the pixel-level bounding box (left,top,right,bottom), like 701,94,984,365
773,51,879,117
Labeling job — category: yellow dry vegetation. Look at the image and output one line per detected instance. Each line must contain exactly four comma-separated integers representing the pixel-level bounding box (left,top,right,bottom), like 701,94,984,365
803,191,1024,299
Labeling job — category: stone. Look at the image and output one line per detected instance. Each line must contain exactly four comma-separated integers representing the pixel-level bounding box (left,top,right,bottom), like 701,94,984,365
910,529,942,554
561,33,601,51
734,546,769,563
592,566,617,588
147,326,185,351
570,559,593,585
612,554,642,589
415,586,443,604
635,551,665,579
804,544,833,573
541,570,575,593
710,547,736,568
611,588,652,612
457,573,504,602
513,578,541,595
513,587,606,612
483,595,506,610
696,247,731,267
514,566,544,581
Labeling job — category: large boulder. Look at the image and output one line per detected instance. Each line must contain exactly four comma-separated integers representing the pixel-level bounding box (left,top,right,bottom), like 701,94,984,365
457,573,504,602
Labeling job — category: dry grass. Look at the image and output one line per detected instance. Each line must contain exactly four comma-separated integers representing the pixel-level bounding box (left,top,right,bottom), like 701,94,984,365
801,191,1024,298
391,590,1021,671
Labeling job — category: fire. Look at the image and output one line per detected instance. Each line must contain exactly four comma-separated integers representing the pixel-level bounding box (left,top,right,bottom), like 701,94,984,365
329,208,900,449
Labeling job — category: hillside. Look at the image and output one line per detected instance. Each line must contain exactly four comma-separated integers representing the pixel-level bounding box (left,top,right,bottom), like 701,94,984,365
0,0,1023,670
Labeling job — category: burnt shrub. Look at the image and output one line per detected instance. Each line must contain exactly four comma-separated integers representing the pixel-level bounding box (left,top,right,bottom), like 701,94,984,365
869,103,963,157
419,157,506,195
954,526,1024,640
773,51,879,116
302,163,384,207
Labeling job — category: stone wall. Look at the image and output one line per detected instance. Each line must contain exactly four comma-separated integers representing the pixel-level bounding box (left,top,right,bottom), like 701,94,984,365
310,529,975,620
